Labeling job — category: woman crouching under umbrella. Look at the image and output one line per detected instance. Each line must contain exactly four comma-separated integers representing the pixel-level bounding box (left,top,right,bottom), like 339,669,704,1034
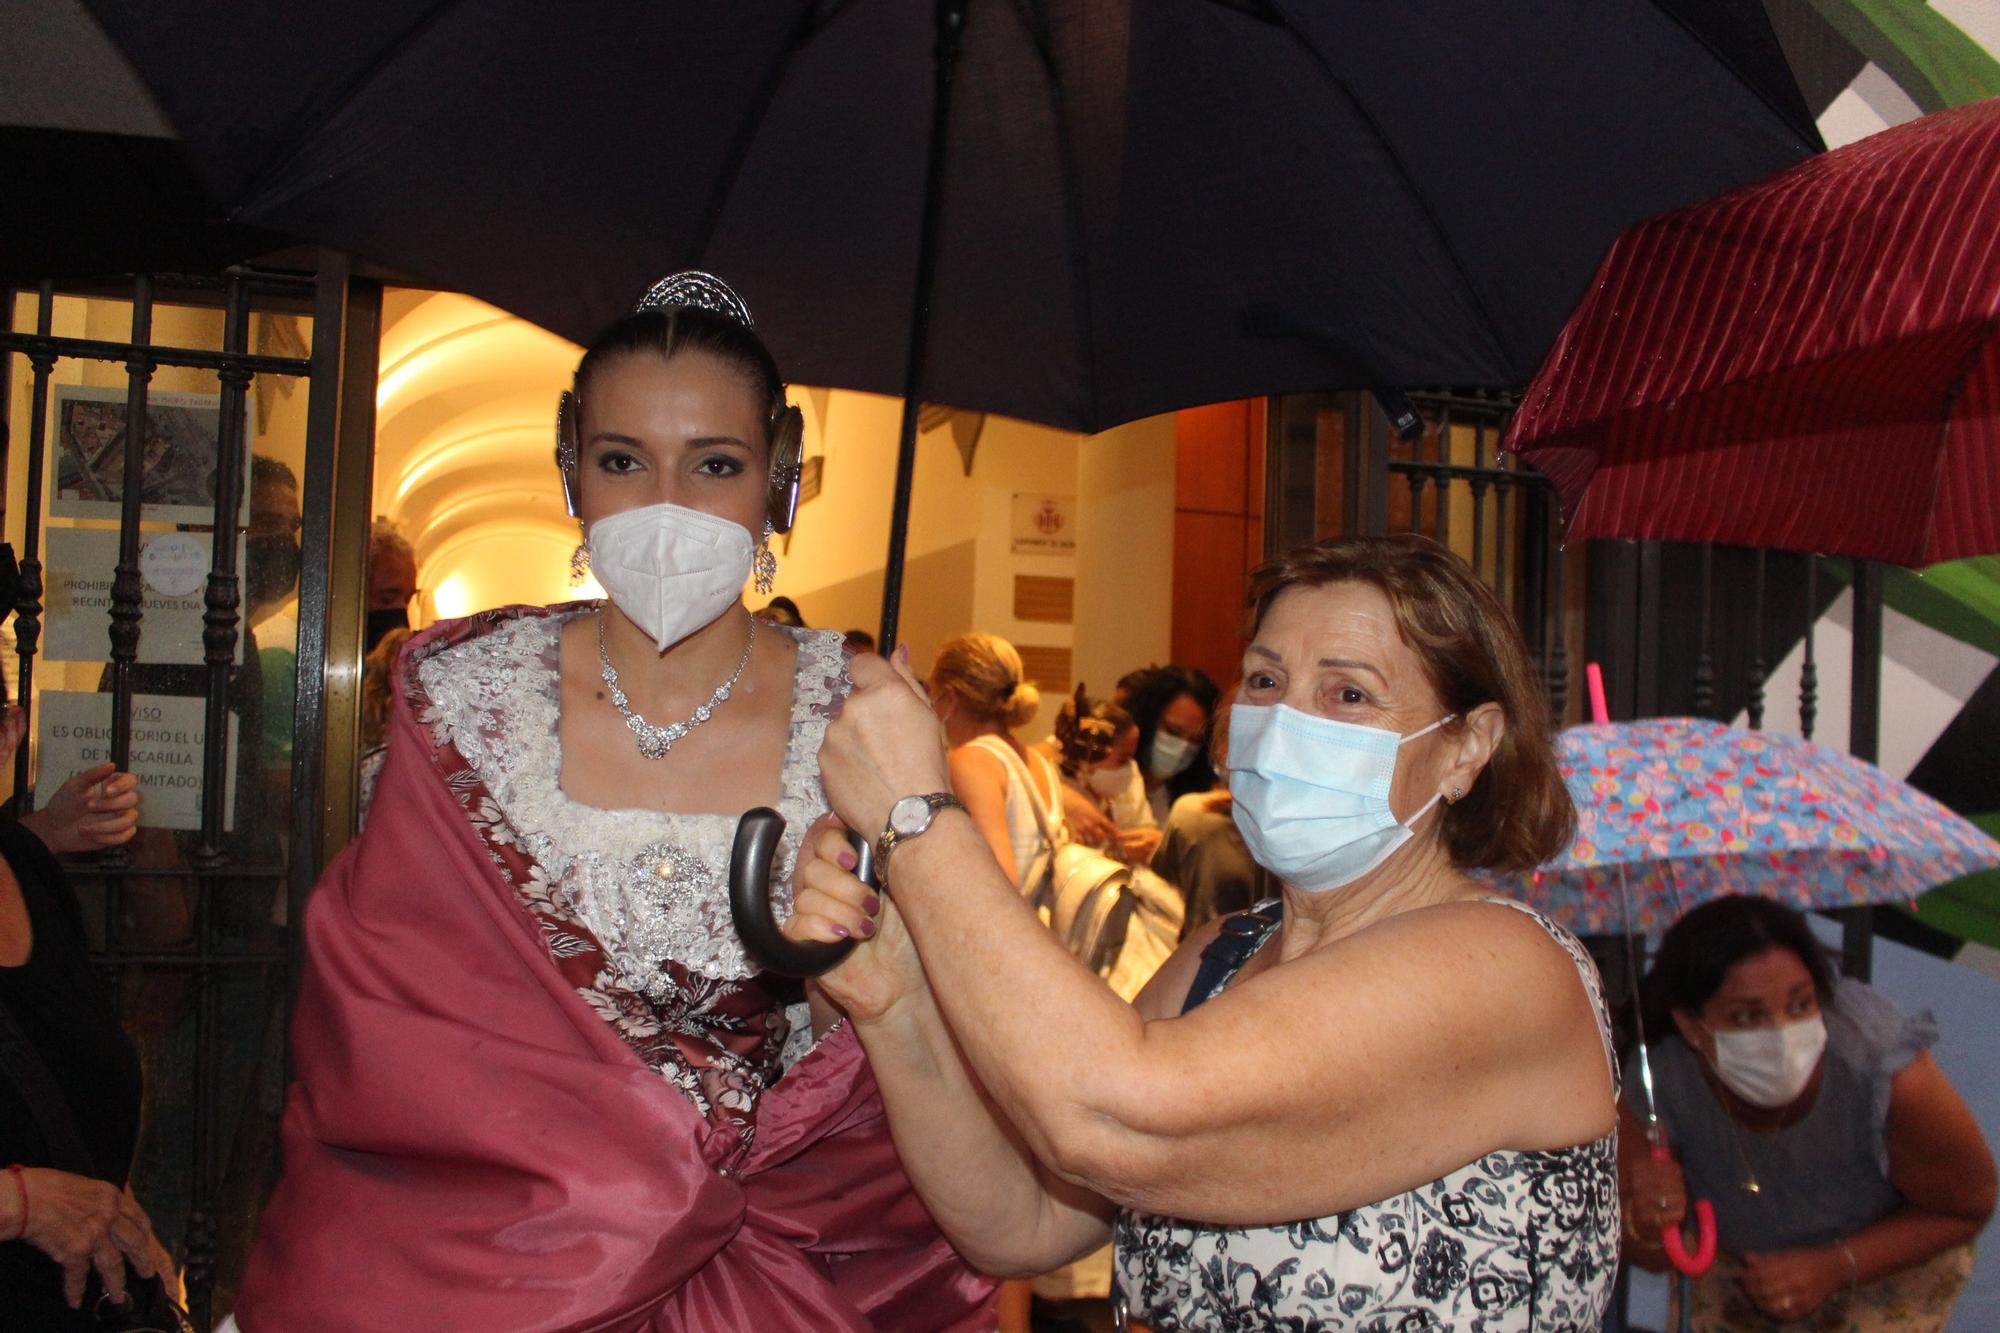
788,534,1621,1329
225,273,993,1331
1621,895,1993,1331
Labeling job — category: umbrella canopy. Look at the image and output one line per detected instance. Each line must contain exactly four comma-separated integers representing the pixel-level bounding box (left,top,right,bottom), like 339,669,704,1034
80,1,1817,435
1499,717,2000,936
1506,98,2000,567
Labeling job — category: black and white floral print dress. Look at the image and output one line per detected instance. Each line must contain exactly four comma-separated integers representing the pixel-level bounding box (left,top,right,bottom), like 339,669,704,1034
1112,897,1620,1332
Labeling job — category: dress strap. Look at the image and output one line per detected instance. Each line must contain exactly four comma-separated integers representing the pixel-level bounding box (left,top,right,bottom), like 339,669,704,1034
1181,898,1283,1015
1480,896,1621,1093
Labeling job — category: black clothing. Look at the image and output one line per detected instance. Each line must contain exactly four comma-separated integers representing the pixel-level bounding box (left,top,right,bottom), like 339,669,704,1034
0,819,144,1329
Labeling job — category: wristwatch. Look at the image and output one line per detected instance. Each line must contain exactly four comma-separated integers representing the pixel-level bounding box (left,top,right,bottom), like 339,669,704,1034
876,792,965,880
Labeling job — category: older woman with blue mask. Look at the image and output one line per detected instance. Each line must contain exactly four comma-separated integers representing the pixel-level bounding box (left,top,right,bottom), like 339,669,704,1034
787,534,1621,1330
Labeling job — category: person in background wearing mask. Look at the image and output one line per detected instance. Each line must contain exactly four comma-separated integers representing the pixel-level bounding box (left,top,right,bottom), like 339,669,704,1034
1124,664,1218,825
1040,686,1159,866
1150,689,1278,937
246,456,302,795
223,273,994,1331
1622,895,1993,1331
364,517,419,653
784,534,1620,1329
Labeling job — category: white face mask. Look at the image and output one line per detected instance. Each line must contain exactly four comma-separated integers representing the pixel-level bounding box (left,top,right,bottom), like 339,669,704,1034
1087,763,1133,798
586,501,755,652
1707,1015,1827,1108
1227,702,1453,893
1147,731,1199,780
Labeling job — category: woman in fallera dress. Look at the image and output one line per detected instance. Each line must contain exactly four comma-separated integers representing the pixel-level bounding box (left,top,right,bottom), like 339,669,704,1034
227,274,994,1332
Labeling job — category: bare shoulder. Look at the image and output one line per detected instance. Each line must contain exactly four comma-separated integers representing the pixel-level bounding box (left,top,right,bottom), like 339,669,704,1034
1366,895,1599,1016
948,741,1008,789
1134,914,1233,1022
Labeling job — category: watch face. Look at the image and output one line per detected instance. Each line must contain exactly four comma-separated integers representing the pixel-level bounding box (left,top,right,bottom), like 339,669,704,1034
889,794,932,836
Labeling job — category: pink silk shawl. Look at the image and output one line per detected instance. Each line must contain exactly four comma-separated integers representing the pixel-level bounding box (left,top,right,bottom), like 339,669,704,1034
234,647,997,1331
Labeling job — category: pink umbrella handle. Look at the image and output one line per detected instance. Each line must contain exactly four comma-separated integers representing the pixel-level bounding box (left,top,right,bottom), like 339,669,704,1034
1649,1139,1717,1275
1587,661,1610,725
1661,1199,1717,1275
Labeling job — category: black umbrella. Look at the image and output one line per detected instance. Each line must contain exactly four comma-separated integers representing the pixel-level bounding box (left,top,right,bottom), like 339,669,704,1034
83,0,1817,973
86,1,1815,633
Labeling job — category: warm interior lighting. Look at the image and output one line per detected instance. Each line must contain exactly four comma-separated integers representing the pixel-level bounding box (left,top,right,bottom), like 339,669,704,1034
431,574,473,620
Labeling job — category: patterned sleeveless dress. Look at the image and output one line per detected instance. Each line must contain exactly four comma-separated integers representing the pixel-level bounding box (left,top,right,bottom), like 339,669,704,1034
1113,897,1621,1331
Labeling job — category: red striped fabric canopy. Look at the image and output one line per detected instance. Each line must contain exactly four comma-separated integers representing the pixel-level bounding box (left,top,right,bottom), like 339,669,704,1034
1506,98,2000,567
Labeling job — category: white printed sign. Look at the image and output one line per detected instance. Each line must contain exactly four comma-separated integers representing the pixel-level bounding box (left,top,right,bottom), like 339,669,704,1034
34,691,238,832
1010,493,1077,556
41,528,245,666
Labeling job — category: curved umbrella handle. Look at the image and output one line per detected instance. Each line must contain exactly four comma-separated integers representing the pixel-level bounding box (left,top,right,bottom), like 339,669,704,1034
729,806,875,978
1661,1198,1717,1275
1648,1139,1717,1275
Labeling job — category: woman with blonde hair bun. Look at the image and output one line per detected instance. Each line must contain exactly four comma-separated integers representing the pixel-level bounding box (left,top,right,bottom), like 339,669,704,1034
927,633,1057,900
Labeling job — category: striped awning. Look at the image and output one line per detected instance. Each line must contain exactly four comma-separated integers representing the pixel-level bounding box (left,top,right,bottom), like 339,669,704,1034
1506,98,2000,568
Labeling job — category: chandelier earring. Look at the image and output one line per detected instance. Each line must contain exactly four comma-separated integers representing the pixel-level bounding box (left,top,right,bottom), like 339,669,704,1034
570,518,592,585
753,522,778,595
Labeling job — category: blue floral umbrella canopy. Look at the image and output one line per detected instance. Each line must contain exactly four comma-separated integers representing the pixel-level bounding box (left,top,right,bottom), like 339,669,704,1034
1498,717,2000,936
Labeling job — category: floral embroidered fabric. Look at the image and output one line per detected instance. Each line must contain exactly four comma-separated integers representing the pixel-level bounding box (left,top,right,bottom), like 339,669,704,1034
405,604,849,1154
1113,897,1622,1331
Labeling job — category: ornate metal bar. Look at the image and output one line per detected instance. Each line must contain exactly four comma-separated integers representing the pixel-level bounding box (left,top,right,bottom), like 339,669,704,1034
195,278,251,868
0,330,307,377
107,278,154,773
1469,416,1490,578
1547,514,1570,721
1747,549,1767,730
1691,545,1716,716
1433,401,1452,546
12,283,55,806
1800,555,1819,741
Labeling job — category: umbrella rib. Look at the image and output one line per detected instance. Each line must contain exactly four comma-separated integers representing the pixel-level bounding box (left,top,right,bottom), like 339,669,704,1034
1917,327,1992,563
683,4,846,267
229,0,467,220
1242,3,1515,379
1010,0,1101,429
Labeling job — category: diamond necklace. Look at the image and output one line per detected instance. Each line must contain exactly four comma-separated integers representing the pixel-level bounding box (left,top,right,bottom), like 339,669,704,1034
597,611,756,760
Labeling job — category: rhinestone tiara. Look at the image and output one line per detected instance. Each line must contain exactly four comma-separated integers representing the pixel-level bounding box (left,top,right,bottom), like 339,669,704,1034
632,270,755,327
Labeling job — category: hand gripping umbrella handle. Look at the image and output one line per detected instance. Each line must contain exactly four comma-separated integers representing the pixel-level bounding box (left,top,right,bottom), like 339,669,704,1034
1651,1143,1718,1275
729,806,876,978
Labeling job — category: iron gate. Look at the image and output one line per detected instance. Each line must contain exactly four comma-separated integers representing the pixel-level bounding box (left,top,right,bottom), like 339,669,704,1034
0,255,378,1325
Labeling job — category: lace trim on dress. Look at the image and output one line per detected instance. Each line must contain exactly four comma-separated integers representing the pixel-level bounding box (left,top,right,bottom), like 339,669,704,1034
405,605,851,1146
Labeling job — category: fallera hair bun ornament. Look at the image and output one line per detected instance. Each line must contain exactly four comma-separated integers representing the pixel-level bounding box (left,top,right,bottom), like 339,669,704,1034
632,271,757,327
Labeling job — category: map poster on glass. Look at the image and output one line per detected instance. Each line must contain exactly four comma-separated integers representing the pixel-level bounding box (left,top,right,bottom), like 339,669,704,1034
49,383,251,524
34,691,238,833
41,528,246,666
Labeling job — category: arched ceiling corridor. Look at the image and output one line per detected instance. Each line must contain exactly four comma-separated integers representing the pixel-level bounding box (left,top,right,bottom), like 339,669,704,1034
375,290,592,620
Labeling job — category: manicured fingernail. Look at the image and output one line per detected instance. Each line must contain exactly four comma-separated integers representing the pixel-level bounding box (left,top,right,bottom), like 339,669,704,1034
860,919,877,938
831,924,851,940
862,894,881,915
896,644,911,665
836,851,857,870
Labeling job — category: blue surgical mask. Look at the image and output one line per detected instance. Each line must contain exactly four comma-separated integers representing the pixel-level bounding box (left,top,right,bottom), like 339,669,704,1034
1227,703,1454,892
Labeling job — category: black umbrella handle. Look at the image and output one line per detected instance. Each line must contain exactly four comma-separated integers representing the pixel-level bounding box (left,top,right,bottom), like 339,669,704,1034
729,807,877,978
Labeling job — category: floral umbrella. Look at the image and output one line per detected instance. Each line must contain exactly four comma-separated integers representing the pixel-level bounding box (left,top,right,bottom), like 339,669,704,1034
1499,717,2000,937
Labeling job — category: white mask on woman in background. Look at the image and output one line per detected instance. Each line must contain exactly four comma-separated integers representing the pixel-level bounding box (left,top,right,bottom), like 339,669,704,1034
1707,1016,1827,1108
1087,763,1133,799
586,501,755,652
1146,732,1199,781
